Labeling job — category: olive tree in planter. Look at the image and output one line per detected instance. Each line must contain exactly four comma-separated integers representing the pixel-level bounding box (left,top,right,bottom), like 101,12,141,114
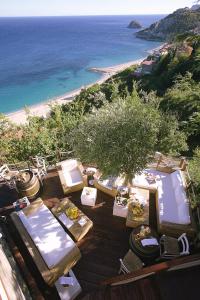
69,92,186,183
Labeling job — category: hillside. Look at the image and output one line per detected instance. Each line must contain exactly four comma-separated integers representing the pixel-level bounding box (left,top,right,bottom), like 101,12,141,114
136,8,200,41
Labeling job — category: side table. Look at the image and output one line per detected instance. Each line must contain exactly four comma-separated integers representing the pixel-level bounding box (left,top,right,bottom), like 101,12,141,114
113,197,129,218
129,225,160,260
55,270,82,300
81,187,97,206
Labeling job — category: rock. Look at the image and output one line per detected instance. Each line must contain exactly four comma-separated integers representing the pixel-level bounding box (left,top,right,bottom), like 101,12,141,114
136,7,200,41
128,20,142,29
191,4,200,11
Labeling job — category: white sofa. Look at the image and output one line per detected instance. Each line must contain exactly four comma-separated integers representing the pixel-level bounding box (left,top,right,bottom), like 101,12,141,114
132,169,193,235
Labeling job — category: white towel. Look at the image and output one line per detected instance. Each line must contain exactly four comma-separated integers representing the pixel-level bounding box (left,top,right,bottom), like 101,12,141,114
78,217,87,227
141,238,159,247
59,213,74,229
58,276,75,286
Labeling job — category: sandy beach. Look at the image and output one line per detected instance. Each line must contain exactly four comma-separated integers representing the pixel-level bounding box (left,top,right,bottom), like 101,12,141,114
6,57,144,125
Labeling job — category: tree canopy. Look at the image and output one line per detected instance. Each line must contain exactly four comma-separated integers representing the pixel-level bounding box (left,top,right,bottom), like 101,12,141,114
70,90,186,179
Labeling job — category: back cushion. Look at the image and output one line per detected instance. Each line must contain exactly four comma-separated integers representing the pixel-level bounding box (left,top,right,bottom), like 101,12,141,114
170,171,181,189
62,159,77,171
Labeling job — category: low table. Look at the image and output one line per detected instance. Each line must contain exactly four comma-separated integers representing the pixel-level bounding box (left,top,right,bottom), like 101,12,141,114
113,197,129,218
129,225,160,260
55,270,82,300
81,187,97,206
52,198,93,241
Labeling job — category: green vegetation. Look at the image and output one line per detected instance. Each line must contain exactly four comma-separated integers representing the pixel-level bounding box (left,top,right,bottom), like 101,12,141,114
136,7,200,41
189,148,200,205
69,90,186,181
0,33,200,201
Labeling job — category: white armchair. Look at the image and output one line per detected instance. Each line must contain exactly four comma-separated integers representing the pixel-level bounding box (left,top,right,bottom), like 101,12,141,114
57,159,85,194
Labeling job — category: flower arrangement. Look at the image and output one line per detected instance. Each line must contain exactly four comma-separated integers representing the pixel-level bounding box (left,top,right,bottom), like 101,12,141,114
116,196,128,207
131,200,144,217
66,207,79,220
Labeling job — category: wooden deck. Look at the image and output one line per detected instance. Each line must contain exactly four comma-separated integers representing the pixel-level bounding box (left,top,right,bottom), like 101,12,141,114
42,170,133,295
0,169,157,299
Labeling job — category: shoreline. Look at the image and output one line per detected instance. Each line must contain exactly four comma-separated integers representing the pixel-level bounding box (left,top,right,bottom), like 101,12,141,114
6,44,164,125
6,58,144,125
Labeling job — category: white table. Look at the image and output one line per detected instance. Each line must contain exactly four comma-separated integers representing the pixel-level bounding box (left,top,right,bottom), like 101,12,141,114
81,187,97,206
113,198,128,218
55,270,82,300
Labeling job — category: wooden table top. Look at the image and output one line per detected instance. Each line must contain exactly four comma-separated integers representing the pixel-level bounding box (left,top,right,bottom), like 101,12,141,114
51,197,93,242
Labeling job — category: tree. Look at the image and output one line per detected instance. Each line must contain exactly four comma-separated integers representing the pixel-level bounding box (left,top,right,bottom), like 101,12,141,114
160,72,200,152
156,113,188,155
0,114,22,163
189,148,200,204
69,90,186,182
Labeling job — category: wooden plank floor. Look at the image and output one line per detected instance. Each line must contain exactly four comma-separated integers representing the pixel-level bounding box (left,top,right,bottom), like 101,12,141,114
42,170,132,296
41,170,158,297
0,169,158,299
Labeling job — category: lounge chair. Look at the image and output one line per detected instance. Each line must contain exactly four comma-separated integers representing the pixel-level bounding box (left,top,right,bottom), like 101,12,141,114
94,175,125,197
11,198,81,286
57,159,85,194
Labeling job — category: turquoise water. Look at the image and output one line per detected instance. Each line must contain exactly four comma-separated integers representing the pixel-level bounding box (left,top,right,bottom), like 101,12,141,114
0,15,163,113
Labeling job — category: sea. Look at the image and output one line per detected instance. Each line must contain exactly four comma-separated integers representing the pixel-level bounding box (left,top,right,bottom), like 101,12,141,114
0,15,164,113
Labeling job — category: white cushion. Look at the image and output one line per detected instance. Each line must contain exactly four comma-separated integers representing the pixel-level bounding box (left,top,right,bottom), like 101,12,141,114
155,170,190,225
18,204,76,268
133,169,190,225
132,169,158,190
58,159,83,187
63,168,83,187
18,211,33,234
98,177,116,190
61,159,78,171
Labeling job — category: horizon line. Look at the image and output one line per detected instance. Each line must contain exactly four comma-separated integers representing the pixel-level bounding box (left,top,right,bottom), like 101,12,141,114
0,13,168,18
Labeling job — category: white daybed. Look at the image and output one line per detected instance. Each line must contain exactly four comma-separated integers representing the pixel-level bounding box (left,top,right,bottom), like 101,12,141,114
132,169,195,237
11,198,81,286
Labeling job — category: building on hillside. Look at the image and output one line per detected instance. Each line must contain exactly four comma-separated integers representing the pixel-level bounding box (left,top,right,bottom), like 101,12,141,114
176,43,193,57
141,59,156,74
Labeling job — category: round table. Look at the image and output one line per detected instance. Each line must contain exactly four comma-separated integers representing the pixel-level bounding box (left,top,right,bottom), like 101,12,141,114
129,225,160,260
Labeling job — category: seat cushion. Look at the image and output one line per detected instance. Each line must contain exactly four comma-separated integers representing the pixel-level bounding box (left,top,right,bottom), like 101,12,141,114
18,204,77,269
98,177,116,190
132,169,158,190
156,170,190,225
61,159,78,171
63,168,83,187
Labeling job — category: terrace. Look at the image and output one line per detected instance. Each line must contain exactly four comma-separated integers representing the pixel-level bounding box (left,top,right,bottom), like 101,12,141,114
0,156,200,300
